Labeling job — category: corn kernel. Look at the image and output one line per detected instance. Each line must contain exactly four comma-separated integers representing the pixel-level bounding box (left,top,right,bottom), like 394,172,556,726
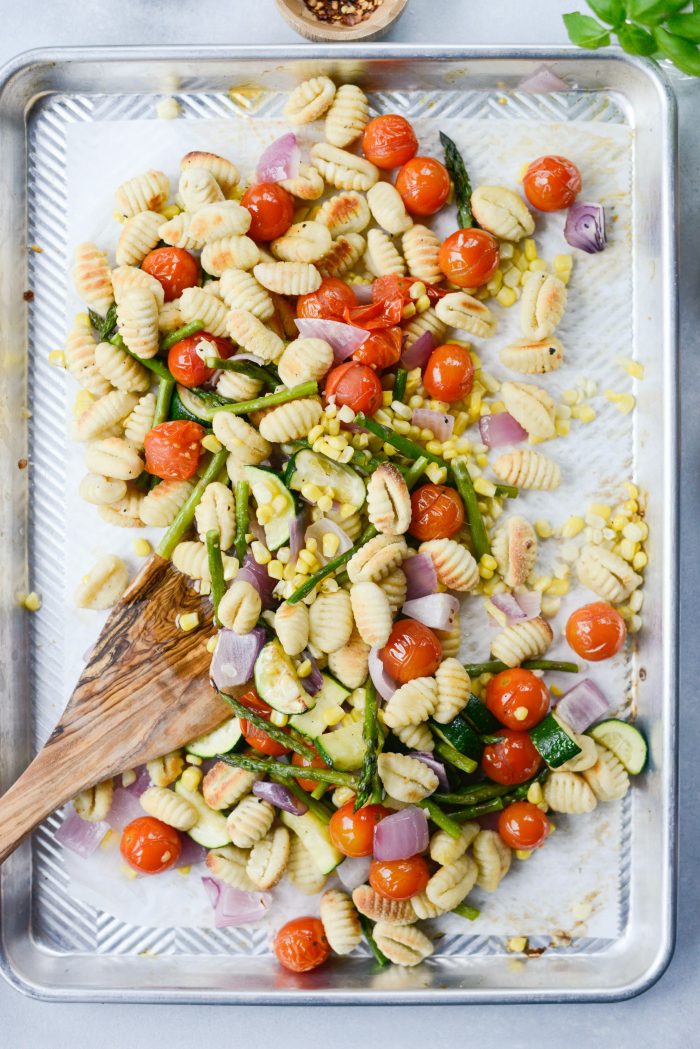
72,389,95,417
624,499,639,514
553,253,573,273
616,356,645,380
48,349,66,368
402,302,416,320
624,482,639,500
408,281,426,300
500,242,515,260
604,390,636,414
415,294,431,313
393,418,411,435
267,560,284,580
317,495,333,512
515,850,533,861
268,709,288,728
206,635,219,654
535,519,553,539
308,424,324,445
339,502,356,519
529,259,548,273
623,522,646,542
620,538,638,561
481,578,498,596
630,614,642,633
298,549,320,570
20,591,42,612
496,286,517,307
322,704,345,728
513,705,529,722
527,782,544,805
572,404,597,423
546,578,569,596
562,389,579,406
486,270,504,295
425,462,447,484
475,453,489,468
250,540,270,565
586,512,607,529
502,266,521,289
391,400,412,420
541,595,562,618
474,477,496,497
633,551,648,571
296,659,312,679
533,575,552,593
201,434,223,454
180,766,202,791
322,532,340,558
481,554,498,572
479,565,494,580
555,419,571,437
507,936,528,953
523,238,537,262
560,516,584,540
178,611,200,633
629,589,644,612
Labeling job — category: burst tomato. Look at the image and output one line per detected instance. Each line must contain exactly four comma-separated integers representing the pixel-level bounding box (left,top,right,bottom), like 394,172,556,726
395,157,451,216
241,182,294,241
408,483,465,541
522,155,582,212
369,856,430,901
498,801,550,850
329,802,392,858
292,749,328,793
239,689,290,757
481,729,543,786
167,331,233,388
438,228,500,288
565,602,627,661
274,917,330,973
352,326,402,369
141,247,200,302
372,274,415,305
380,619,442,684
120,817,181,874
297,277,358,321
423,343,475,403
324,361,383,415
485,669,550,731
144,420,205,480
362,114,419,169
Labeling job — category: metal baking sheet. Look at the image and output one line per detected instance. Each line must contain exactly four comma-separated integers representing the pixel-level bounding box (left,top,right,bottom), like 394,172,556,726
0,45,678,1003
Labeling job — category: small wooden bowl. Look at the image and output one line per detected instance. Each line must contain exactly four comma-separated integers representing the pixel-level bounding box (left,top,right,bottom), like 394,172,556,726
276,0,408,42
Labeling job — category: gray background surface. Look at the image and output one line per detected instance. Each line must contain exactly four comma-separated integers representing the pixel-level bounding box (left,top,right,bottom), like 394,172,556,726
1,1,696,1045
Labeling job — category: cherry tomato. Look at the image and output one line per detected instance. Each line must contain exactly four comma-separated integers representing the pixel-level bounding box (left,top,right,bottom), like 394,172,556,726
141,247,200,302
522,155,582,212
395,157,451,216
167,331,233,388
423,343,475,403
274,917,330,973
239,689,290,757
481,729,543,786
498,801,550,850
438,228,500,288
352,326,402,369
371,274,415,305
566,602,627,661
369,856,430,901
345,297,404,331
380,619,442,684
362,114,419,169
329,802,392,858
485,669,550,731
297,277,358,321
324,361,383,415
120,816,181,874
292,749,328,793
409,483,465,541
144,420,205,480
241,182,294,241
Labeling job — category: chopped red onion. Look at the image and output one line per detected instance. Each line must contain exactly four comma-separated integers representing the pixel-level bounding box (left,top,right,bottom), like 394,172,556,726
174,837,208,869
479,412,528,448
477,811,501,831
352,282,373,304
373,806,429,861
411,752,449,791
403,553,438,600
305,518,353,565
288,511,306,561
337,855,371,892
201,876,271,928
402,593,460,631
519,65,570,93
400,330,435,370
253,779,308,815
210,626,267,691
236,555,277,609
514,589,541,620
490,593,528,627
411,408,454,442
123,765,151,797
106,787,145,833
564,202,607,254
231,352,266,367
55,806,109,858
300,649,324,696
256,132,300,183
295,317,368,363
556,679,609,734
368,647,397,702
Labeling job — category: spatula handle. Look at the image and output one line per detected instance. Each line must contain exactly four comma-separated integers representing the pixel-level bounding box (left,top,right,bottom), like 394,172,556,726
0,747,85,863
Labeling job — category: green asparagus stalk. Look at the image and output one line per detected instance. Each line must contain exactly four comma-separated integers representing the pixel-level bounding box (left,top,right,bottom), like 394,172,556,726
217,751,359,788
440,131,474,230
234,480,250,563
450,773,545,823
215,692,316,762
271,775,333,825
452,902,480,921
434,740,478,775
434,782,514,806
205,530,226,623
153,377,175,427
404,455,430,491
452,457,490,561
418,797,462,839
211,381,318,417
464,659,580,676
89,302,118,340
355,681,381,810
393,368,408,402
205,356,279,390
495,483,519,499
160,319,205,351
111,332,173,382
354,412,447,467
157,448,229,559
287,524,377,605
359,915,390,967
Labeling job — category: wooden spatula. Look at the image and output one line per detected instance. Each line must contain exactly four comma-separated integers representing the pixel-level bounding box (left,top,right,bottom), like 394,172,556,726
0,554,234,863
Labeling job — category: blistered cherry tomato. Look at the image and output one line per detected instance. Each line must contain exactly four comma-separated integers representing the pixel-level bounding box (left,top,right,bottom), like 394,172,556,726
352,326,402,369
167,331,233,388
395,157,451,216
438,228,500,288
380,619,442,684
481,729,543,786
566,602,627,661
522,155,582,212
120,816,181,874
297,277,358,321
292,749,328,793
141,247,200,302
409,483,465,541
329,802,392,858
144,420,205,480
274,917,330,973
369,856,430,901
498,801,550,850
362,114,419,169
324,361,383,415
241,182,294,241
371,274,415,305
239,689,290,757
423,343,475,403
485,669,550,731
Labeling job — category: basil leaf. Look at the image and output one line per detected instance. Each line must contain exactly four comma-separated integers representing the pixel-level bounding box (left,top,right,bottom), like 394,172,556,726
666,12,700,42
653,26,700,75
587,0,625,24
617,22,657,54
563,11,611,47
626,0,687,23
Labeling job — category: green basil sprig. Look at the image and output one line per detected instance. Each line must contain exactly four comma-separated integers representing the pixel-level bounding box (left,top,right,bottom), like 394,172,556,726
564,1,700,75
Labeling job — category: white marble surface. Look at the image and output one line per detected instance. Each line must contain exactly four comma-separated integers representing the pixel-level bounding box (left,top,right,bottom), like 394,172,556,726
1,1,698,1045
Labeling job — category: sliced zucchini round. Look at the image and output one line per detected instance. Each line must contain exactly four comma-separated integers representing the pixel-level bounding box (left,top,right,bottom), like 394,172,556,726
171,385,231,425
244,465,297,551
589,719,647,774
185,717,243,758
254,640,312,715
288,448,366,509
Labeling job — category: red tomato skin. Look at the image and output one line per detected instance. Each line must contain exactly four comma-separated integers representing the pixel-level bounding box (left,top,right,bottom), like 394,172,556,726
297,277,358,321
380,620,442,684
141,247,200,302
369,856,430,901
481,729,543,786
395,157,451,216
324,362,383,415
372,274,415,305
167,331,233,388
438,229,500,288
408,484,465,541
292,750,328,793
522,155,582,212
565,602,627,661
241,183,294,241
144,420,205,480
498,802,550,850
352,326,402,370
120,817,182,874
362,115,419,170
329,802,392,857
485,669,550,732
238,690,290,756
423,343,475,403
274,917,330,973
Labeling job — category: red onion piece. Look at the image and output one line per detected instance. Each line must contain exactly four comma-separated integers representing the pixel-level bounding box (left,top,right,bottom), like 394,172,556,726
519,65,570,93
514,589,541,620
288,512,306,561
556,679,609,734
402,593,460,631
210,626,267,691
352,282,373,304
174,837,208,869
55,807,109,858
295,317,368,363
201,876,271,928
337,855,371,892
123,766,151,797
253,779,308,815
304,518,353,565
368,647,397,702
479,412,528,448
477,811,501,831
236,556,277,609
490,592,528,627
411,751,449,791
400,330,435,370
256,132,300,183
403,553,438,600
411,408,454,442
373,806,429,861
564,202,607,254
300,649,324,696
106,787,145,833
231,352,266,366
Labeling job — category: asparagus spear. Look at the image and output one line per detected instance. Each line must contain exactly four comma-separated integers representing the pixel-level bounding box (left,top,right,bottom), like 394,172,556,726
205,355,279,390
452,457,490,561
157,448,229,559
359,915,390,967
215,692,316,762
404,455,430,490
110,332,173,382
211,381,318,417
271,775,333,825
434,740,478,775
452,902,480,921
354,412,447,467
205,530,226,624
234,479,250,563
418,797,462,839
287,524,377,605
160,319,205,351
355,681,381,810
464,659,580,676
393,368,408,402
440,131,474,230
152,377,175,427
217,750,359,788
89,302,118,341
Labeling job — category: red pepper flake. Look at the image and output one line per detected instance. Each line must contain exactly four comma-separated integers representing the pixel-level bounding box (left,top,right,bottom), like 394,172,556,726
17,458,28,470
303,0,383,26
23,290,34,302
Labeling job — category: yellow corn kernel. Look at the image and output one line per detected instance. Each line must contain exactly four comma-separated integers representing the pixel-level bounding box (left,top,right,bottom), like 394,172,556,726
308,424,324,445
327,418,341,437
624,499,639,514
507,936,528,953
120,864,139,880
546,578,569,596
72,389,95,417
159,203,181,220
515,850,533,861
496,286,517,307
393,418,411,435
629,589,644,613
616,357,646,380
481,578,498,596
623,522,647,542
535,519,553,539
402,302,416,320
409,281,426,300
322,532,340,558
178,611,200,632
317,494,333,513
474,477,496,498
481,554,498,572
479,565,494,580
563,389,579,406
206,635,218,653
48,349,66,368
604,390,636,414
572,404,597,423
296,659,312,679
523,239,537,262
269,710,288,727
186,753,203,767
532,575,552,593
624,482,639,500
201,434,223,454
515,254,529,273
540,595,561,618
475,453,489,468
486,270,503,295
425,462,447,484
561,516,584,539
100,829,117,850
301,483,322,504
630,614,642,633
619,538,639,562
555,420,571,437
339,502,356,520
633,551,648,571
529,259,548,273
502,267,521,289
553,253,573,274
180,769,203,793
132,538,152,558
298,549,320,570
415,294,431,313
21,591,42,612
267,560,284,580
489,400,506,414
550,684,564,699
322,704,346,728
513,705,529,722
249,541,269,565
589,503,612,520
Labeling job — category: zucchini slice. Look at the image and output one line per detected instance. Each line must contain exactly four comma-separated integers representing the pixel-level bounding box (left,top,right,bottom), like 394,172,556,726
462,694,500,735
289,675,350,739
174,779,230,848
287,448,366,509
430,715,483,762
320,719,367,772
185,717,243,759
254,640,311,715
529,713,582,768
589,719,647,775
171,384,230,424
280,810,343,874
244,465,297,551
